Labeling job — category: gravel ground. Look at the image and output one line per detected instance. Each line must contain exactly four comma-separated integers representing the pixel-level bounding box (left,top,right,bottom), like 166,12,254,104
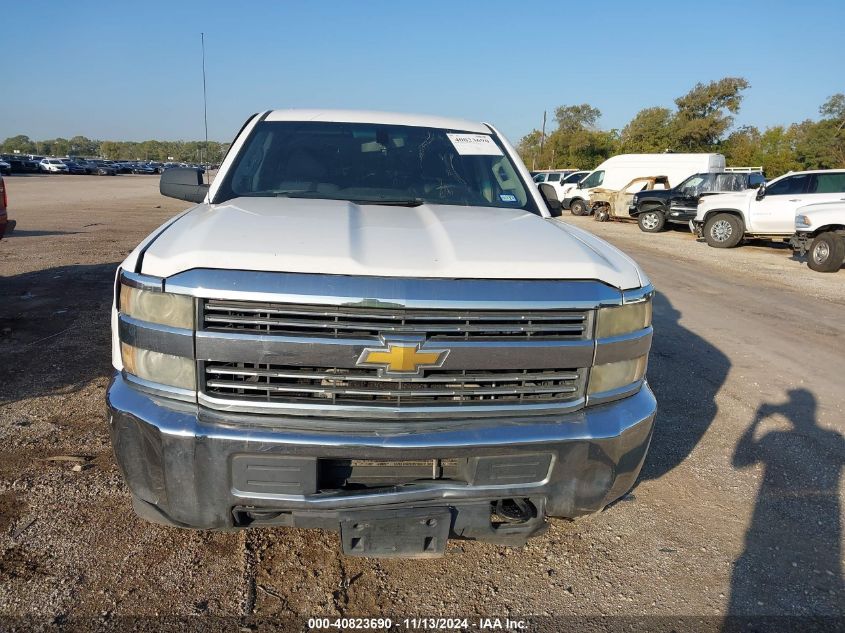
0,176,842,629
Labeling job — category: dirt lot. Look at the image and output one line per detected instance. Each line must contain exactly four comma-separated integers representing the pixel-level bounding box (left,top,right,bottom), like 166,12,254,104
0,175,843,629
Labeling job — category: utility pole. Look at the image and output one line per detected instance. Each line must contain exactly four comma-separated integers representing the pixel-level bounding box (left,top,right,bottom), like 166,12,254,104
539,110,547,163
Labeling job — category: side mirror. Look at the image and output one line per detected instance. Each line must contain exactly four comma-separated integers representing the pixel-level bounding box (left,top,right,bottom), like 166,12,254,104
755,185,766,201
160,167,209,203
539,183,562,216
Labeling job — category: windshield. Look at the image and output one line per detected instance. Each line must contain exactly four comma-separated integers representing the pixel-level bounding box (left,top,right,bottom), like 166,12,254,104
563,171,586,184
579,170,604,189
215,121,538,212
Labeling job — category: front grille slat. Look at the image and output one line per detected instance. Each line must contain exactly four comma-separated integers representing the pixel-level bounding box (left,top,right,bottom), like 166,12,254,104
203,363,583,407
203,300,588,340
206,377,577,398
205,314,585,335
206,366,580,384
205,302,587,322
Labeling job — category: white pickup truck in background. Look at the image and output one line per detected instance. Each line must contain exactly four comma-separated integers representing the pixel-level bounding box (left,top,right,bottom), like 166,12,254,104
791,201,845,272
693,169,845,248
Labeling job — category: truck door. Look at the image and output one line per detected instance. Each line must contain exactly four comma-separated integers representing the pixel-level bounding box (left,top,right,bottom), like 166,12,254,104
748,173,811,234
670,174,705,216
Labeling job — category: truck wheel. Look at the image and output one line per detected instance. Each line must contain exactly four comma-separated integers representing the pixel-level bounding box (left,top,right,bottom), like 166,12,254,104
594,204,610,222
704,213,743,248
807,232,845,272
638,210,666,233
570,199,588,216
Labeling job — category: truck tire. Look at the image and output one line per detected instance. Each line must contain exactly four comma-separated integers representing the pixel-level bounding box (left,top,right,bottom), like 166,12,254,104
570,199,588,216
704,213,743,248
638,209,666,233
807,232,845,272
594,204,610,222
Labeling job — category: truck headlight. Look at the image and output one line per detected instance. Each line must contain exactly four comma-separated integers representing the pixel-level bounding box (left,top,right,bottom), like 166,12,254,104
595,298,652,338
588,356,648,394
795,215,811,229
119,284,193,328
121,342,196,390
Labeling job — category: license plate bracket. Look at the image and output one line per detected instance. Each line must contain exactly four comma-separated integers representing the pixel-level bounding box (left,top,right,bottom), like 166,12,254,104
339,507,451,558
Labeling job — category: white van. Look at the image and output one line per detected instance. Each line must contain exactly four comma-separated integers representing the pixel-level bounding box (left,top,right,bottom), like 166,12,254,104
562,153,726,215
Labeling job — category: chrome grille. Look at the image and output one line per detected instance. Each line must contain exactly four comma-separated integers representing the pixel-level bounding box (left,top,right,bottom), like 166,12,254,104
203,363,584,408
203,300,589,340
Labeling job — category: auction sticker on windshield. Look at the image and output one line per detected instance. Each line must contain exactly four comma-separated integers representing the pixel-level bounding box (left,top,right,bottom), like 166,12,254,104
446,133,503,156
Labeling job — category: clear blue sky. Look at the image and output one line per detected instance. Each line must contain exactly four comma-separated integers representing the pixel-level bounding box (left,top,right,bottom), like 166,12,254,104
3,0,843,145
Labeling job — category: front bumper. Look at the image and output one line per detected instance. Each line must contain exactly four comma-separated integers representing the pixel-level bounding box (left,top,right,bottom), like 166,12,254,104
689,219,704,236
107,373,656,544
789,231,811,254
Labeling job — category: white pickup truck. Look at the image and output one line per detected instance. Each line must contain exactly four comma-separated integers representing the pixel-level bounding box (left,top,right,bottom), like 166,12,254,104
692,169,845,248
108,109,656,557
791,201,845,272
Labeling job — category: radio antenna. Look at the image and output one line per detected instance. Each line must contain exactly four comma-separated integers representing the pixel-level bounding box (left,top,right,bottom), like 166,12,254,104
201,32,209,184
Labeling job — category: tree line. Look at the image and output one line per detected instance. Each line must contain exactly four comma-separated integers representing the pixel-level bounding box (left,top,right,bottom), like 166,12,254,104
0,134,229,163
517,77,845,179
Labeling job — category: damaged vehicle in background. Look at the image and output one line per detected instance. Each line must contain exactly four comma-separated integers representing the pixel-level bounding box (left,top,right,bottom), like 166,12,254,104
590,176,671,223
108,109,656,558
629,170,765,233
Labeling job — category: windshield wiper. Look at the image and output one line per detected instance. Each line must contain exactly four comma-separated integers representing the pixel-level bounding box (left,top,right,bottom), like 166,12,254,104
278,192,425,207
349,197,425,207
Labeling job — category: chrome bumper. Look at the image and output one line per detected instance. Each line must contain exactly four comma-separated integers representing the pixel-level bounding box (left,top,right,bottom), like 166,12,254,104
107,373,656,542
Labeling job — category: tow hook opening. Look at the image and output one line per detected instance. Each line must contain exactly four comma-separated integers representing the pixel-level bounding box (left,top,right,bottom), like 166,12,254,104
233,508,290,527
491,498,537,527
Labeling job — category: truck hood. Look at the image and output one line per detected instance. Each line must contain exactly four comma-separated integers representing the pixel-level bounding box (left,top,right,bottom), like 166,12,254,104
139,197,644,289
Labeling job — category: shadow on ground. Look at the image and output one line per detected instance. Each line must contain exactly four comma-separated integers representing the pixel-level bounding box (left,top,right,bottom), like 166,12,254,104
726,389,844,618
5,229,82,238
639,291,731,481
0,262,118,404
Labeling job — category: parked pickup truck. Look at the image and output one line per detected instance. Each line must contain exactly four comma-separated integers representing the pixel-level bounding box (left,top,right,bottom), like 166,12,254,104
692,169,845,248
790,202,845,272
108,109,656,557
630,171,764,233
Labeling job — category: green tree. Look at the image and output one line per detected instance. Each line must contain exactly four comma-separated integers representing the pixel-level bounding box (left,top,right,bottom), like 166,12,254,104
100,141,121,160
819,93,845,130
620,107,674,153
672,77,750,150
722,126,762,167
67,135,90,155
515,130,543,169
52,138,71,156
554,104,601,132
754,125,802,177
2,134,36,154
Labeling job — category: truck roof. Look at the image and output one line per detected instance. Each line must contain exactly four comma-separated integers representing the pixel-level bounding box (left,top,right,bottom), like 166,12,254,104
264,108,489,133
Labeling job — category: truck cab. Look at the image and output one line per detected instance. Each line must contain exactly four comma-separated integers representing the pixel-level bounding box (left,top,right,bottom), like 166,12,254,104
693,170,845,248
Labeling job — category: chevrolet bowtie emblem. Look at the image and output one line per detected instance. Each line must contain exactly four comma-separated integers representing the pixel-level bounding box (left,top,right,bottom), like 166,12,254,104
357,336,449,376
